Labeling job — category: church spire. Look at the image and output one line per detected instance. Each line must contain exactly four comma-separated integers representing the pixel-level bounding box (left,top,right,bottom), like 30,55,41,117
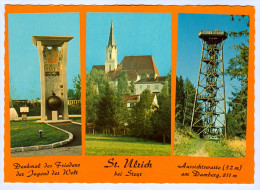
105,19,117,73
108,20,115,46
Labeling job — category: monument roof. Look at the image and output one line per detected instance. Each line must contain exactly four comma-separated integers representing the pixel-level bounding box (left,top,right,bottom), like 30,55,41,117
32,36,73,46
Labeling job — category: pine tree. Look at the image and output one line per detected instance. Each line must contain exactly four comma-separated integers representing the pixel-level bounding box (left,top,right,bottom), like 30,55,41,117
151,84,171,144
96,83,119,135
86,72,97,124
182,78,196,127
72,74,81,100
129,89,154,141
117,71,130,96
226,15,249,138
90,68,109,97
175,76,185,128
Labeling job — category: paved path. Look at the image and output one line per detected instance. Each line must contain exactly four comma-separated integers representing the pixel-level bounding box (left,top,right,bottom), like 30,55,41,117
52,122,82,147
11,145,82,157
11,122,82,157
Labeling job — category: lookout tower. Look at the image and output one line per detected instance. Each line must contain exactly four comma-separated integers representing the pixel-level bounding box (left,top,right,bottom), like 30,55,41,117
190,30,228,139
33,36,73,122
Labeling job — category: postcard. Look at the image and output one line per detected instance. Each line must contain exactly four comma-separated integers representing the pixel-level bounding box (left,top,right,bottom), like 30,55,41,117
0,1,259,190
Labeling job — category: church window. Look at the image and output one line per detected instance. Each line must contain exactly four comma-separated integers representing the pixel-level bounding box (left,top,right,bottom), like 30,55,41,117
109,65,111,71
155,85,159,90
147,85,150,89
140,85,142,89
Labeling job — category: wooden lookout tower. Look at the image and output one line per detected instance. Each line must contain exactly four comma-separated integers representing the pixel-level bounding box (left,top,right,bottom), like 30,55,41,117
190,30,228,139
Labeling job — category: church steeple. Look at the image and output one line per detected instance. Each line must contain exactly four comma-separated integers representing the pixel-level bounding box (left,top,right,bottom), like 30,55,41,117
108,21,115,46
105,20,117,73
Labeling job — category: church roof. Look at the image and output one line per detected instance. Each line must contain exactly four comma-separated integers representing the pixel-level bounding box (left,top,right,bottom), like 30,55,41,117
106,70,139,81
92,65,105,71
120,55,160,76
125,70,139,81
108,21,115,46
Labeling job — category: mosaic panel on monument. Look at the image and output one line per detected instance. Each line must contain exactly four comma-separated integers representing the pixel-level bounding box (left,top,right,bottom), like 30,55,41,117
43,46,63,76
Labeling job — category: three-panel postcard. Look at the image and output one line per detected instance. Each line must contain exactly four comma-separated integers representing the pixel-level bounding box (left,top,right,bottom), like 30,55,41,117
0,1,259,190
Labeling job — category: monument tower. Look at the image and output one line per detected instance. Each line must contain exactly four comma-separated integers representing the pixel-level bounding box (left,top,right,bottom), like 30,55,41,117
105,21,117,73
33,36,73,122
190,30,228,139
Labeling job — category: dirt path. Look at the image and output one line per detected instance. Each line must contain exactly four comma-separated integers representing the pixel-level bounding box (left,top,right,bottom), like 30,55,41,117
190,143,209,157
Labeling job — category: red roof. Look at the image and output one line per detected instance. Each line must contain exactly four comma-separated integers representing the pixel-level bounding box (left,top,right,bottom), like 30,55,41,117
106,69,138,81
122,95,140,103
120,55,160,76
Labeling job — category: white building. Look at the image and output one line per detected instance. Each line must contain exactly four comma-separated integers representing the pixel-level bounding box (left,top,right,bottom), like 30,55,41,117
134,77,167,95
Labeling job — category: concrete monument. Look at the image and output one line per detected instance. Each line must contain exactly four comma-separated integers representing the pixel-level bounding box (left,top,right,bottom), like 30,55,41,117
10,108,19,121
33,36,73,122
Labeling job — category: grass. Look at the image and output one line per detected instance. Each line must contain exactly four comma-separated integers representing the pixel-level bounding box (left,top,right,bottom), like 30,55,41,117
174,129,246,158
204,140,237,157
10,120,69,148
70,117,81,123
226,138,246,157
85,134,171,156
174,137,205,156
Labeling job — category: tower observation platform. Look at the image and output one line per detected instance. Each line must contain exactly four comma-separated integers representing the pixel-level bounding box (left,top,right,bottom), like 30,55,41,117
191,30,228,139
199,30,228,44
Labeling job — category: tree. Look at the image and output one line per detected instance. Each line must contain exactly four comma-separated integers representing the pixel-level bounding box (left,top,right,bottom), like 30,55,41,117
117,71,130,96
86,72,98,124
166,71,171,96
96,83,119,134
182,78,196,127
68,89,76,100
90,68,109,97
175,75,185,128
129,89,154,141
72,74,81,100
226,15,249,138
151,84,171,144
129,81,135,94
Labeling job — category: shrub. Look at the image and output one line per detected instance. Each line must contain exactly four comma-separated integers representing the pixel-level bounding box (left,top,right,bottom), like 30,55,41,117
68,104,81,115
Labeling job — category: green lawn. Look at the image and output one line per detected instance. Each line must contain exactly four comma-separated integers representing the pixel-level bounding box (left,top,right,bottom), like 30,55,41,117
70,117,81,123
85,134,171,156
10,120,69,148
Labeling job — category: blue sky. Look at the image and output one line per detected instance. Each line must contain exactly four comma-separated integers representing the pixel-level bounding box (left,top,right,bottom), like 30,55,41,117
8,13,80,100
86,13,171,75
176,13,249,104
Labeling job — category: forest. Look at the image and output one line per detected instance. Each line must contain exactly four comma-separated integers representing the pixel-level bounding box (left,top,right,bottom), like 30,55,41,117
85,69,171,144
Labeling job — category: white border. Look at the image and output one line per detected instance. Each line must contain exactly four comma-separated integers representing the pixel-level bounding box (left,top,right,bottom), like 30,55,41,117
0,0,259,190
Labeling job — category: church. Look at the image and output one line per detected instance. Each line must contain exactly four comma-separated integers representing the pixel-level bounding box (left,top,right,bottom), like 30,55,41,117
91,21,167,106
